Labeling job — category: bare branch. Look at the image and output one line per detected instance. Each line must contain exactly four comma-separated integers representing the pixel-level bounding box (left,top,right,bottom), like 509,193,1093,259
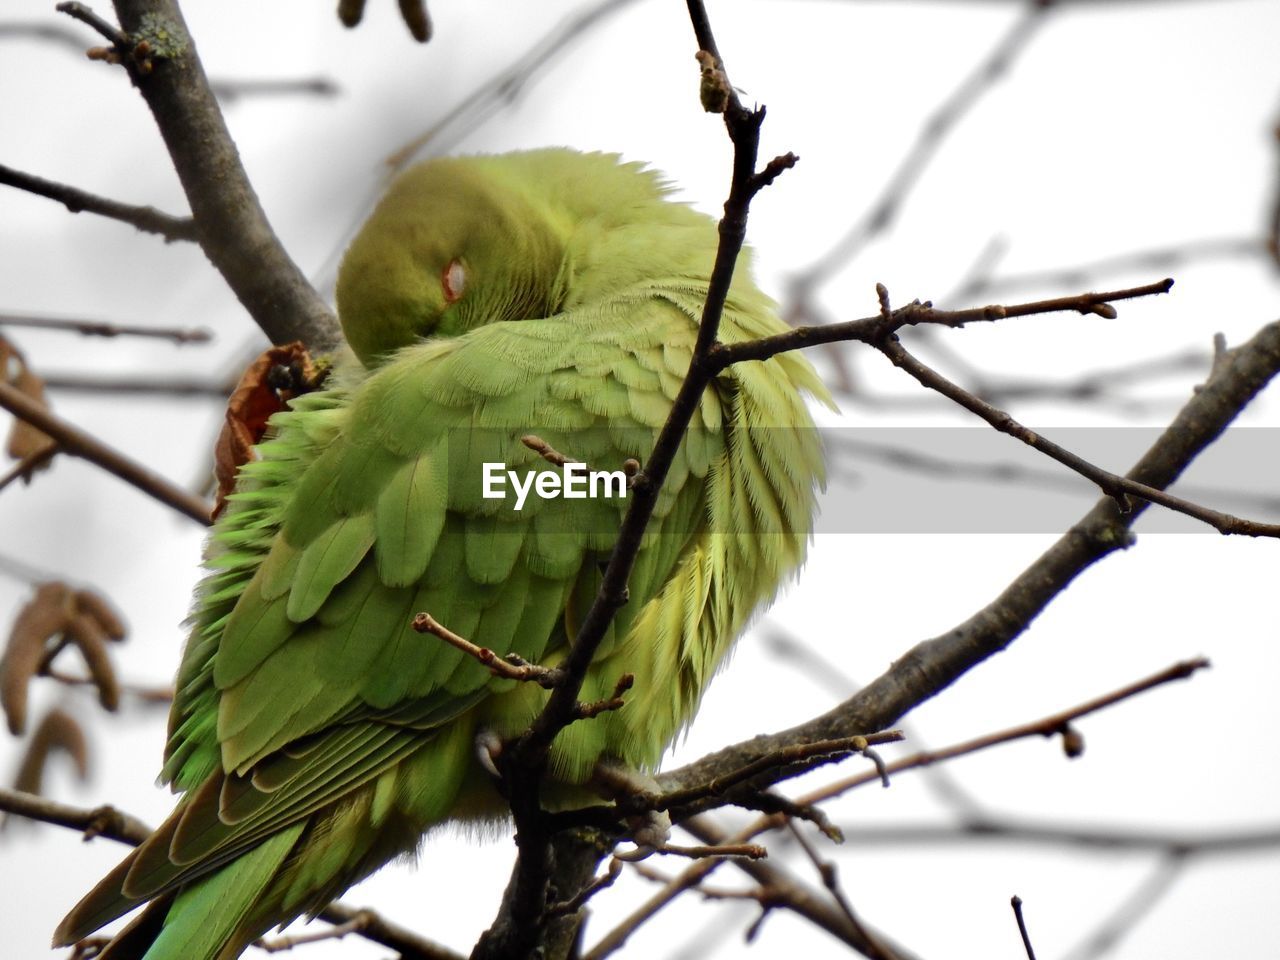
788,821,902,960
472,7,798,956
0,162,195,242
0,786,149,844
72,0,341,350
0,379,213,524
651,731,903,817
652,314,1280,814
949,235,1265,304
0,444,58,492
55,1,125,44
40,372,231,397
1011,896,1038,960
610,657,1210,959
257,912,374,954
669,658,1211,822
313,903,462,960
788,1,1053,300
1061,854,1186,960
545,859,624,919
875,333,1280,536
386,0,642,167
715,278,1175,367
208,76,339,103
0,786,461,960
412,613,561,688
0,312,211,343
829,820,1280,856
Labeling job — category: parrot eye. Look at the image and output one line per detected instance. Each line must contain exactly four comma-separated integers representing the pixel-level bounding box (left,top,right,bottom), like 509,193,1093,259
442,259,467,304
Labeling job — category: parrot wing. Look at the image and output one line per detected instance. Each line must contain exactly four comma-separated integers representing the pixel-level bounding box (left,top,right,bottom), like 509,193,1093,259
56,289,725,949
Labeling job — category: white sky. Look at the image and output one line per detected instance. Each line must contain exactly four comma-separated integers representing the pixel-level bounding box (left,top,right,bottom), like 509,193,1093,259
2,1,1279,958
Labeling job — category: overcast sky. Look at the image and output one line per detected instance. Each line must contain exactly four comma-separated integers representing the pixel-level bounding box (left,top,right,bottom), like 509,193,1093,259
3,2,1279,958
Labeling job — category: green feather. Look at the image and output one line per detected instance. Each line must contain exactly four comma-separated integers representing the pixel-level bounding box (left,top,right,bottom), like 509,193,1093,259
56,148,828,960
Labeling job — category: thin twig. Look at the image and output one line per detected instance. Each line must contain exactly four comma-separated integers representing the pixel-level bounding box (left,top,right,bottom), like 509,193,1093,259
788,0,1052,299
1061,854,1186,960
98,0,340,350
0,786,460,959
734,662,1214,944
41,372,232,397
715,278,1175,368
595,654,1217,960
658,843,767,860
385,0,642,168
875,332,1280,536
411,613,560,687
744,658,1211,814
0,379,213,525
314,903,462,960
0,444,59,491
257,912,372,954
43,668,172,704
0,163,197,242
832,820,1280,856
209,76,339,103
652,730,903,816
0,787,149,844
788,821,901,960
546,859,624,919
54,1,125,43
949,235,1264,304
1011,896,1038,960
0,312,211,343
471,7,798,957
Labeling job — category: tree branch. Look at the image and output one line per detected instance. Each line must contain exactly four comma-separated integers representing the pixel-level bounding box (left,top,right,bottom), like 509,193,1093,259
657,311,1280,803
0,379,213,525
787,0,1053,300
0,311,210,343
0,162,196,242
471,5,797,956
72,0,342,351
0,787,462,960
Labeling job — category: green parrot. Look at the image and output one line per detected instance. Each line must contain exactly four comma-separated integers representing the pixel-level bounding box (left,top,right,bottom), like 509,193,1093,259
54,149,828,960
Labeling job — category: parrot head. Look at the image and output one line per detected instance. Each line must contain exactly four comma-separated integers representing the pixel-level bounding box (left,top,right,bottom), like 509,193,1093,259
336,156,568,366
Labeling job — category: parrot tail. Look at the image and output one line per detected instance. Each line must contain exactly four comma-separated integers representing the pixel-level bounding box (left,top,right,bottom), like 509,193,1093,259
53,822,305,960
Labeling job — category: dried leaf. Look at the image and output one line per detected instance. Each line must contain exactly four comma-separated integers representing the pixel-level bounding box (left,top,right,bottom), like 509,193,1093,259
1,582,73,736
13,708,89,796
336,0,365,28
212,342,320,518
337,0,431,42
73,589,127,642
0,582,129,735
397,0,432,42
1,336,58,473
65,614,119,714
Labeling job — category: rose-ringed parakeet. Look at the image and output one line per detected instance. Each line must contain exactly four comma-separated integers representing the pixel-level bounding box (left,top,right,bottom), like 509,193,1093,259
54,149,828,960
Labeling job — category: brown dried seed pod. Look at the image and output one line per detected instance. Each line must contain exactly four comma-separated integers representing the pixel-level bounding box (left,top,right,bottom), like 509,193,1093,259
13,708,89,796
65,614,119,714
73,590,127,642
1,581,73,736
337,0,366,28
398,0,432,42
5,354,58,465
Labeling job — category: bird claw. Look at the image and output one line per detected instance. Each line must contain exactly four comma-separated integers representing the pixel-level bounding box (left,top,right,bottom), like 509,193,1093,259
616,809,671,861
474,729,503,779
590,760,671,859
614,842,658,862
